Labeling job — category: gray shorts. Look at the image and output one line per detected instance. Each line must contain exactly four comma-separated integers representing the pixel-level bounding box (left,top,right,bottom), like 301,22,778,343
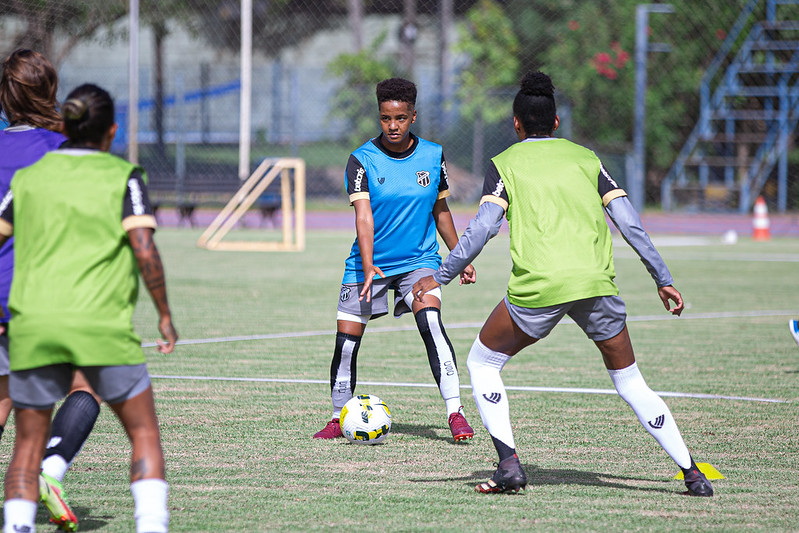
505,294,627,342
9,363,151,410
338,268,437,319
0,332,8,376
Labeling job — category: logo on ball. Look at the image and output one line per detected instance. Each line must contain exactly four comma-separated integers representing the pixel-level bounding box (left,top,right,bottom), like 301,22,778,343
340,394,392,445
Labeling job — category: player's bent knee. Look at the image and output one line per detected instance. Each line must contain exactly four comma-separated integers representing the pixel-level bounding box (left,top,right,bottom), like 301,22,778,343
336,311,370,325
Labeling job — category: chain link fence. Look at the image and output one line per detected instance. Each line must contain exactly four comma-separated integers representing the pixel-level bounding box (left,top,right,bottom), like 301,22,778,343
2,0,797,210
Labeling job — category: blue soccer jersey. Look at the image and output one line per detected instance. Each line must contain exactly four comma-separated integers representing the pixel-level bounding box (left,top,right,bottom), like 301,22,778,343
342,133,450,283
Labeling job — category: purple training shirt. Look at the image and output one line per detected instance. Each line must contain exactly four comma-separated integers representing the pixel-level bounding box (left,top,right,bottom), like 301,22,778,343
0,126,65,322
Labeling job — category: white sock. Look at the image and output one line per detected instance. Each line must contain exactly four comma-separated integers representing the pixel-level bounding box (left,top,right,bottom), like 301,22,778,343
4,498,37,533
42,454,70,483
445,398,462,416
608,362,692,469
131,478,169,533
466,337,515,449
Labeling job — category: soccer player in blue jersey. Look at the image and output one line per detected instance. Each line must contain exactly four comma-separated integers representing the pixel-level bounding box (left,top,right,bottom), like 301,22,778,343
313,78,476,442
413,71,714,496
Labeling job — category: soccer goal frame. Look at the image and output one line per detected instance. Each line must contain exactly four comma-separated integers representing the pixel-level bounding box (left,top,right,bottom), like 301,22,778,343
196,158,306,252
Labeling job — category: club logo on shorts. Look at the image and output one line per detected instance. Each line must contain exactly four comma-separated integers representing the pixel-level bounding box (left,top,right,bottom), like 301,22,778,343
340,286,352,302
647,414,665,429
416,170,430,187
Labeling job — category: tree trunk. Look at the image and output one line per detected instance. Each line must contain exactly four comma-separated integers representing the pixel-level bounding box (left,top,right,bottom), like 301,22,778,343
472,112,484,179
400,0,417,78
348,0,363,52
437,0,454,137
153,21,168,157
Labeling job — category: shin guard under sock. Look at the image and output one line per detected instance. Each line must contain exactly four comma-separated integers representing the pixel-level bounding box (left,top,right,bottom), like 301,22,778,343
415,307,462,414
608,362,692,469
467,337,516,455
330,332,362,417
43,390,100,481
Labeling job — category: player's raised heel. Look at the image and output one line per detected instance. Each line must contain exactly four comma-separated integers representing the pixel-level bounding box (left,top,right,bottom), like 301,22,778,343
39,472,78,532
682,460,714,497
475,454,528,494
448,407,474,442
313,418,343,439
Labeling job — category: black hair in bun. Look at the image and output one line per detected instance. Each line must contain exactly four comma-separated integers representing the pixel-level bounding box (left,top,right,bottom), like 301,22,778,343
513,70,557,137
519,71,554,98
62,98,88,121
62,84,114,146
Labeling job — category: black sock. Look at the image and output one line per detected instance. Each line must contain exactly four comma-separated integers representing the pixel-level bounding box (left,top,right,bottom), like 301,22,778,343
0,424,4,442
44,390,100,464
492,435,517,462
331,332,362,411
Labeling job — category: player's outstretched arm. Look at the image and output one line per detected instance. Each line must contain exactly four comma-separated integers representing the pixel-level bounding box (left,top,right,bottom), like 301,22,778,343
658,285,684,316
605,196,675,288
432,198,476,285
128,227,178,353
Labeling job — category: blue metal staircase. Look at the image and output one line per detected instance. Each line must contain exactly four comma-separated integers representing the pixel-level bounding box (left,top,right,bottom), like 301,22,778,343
661,0,799,213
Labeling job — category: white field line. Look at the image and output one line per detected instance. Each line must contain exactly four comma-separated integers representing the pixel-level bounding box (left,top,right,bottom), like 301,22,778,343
141,308,798,348
149,374,786,404
146,308,795,404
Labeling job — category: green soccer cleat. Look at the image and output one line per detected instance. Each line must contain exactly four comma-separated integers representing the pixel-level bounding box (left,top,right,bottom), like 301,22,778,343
39,472,78,532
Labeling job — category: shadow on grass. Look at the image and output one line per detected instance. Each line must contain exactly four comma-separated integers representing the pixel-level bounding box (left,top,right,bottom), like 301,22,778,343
391,422,471,445
411,464,677,495
36,506,111,531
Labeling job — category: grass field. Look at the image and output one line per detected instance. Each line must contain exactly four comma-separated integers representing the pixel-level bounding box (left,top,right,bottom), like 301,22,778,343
2,227,798,531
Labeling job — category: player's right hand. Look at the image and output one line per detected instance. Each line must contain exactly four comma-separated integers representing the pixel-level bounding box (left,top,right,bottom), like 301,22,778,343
359,265,385,302
157,315,178,354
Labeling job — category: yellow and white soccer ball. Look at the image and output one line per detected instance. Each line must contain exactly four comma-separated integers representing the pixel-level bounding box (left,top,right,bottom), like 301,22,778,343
340,394,392,445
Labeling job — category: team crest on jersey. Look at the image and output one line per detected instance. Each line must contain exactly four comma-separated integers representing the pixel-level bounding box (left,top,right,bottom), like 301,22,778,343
416,171,430,187
340,286,352,302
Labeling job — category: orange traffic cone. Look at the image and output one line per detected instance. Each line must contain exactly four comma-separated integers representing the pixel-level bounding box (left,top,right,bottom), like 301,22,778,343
752,196,770,241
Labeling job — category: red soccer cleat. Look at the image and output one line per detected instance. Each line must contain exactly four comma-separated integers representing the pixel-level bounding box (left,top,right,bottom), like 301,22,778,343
313,418,343,439
448,407,474,442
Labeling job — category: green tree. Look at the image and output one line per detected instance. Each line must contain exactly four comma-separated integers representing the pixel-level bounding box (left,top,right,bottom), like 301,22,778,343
454,0,520,175
327,32,395,148
505,0,750,194
1,0,127,66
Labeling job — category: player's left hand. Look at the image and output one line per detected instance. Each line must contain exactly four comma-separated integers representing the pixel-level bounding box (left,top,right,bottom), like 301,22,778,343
412,276,441,302
460,264,476,285
658,285,684,316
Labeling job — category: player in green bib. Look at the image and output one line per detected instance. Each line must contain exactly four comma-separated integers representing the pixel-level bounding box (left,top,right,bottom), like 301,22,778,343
0,84,177,533
413,71,714,497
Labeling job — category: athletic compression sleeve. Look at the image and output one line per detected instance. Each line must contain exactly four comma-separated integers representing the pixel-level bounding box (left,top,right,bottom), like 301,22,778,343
433,201,505,285
605,196,674,287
